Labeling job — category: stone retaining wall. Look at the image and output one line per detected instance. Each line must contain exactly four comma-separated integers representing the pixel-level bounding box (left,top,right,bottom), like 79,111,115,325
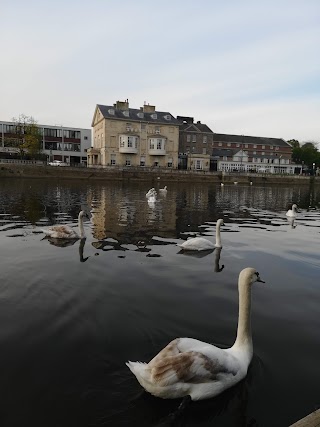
0,163,317,185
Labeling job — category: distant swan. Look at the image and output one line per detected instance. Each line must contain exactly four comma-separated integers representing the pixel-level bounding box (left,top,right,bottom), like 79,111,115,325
146,188,156,198
286,204,298,217
159,186,167,193
126,267,265,401
177,219,224,251
42,211,86,239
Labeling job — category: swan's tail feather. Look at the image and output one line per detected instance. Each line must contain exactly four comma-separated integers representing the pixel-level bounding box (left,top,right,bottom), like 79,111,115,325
126,361,152,383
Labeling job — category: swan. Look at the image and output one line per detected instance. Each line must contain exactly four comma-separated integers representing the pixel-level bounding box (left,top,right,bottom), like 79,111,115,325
146,188,156,198
42,211,86,239
126,267,265,401
177,219,224,251
159,186,167,193
286,204,298,217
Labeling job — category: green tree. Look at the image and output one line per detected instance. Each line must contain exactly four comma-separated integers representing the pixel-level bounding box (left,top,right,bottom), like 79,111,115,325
11,114,42,159
287,139,300,148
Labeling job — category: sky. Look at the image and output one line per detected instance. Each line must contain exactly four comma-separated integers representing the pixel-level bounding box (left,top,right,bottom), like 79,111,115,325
1,0,320,143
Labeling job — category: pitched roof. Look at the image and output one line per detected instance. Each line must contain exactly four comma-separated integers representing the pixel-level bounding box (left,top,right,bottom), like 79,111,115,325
179,122,214,133
95,104,180,125
212,133,289,147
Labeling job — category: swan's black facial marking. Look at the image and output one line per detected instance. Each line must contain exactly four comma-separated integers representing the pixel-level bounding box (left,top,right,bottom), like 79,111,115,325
256,272,265,283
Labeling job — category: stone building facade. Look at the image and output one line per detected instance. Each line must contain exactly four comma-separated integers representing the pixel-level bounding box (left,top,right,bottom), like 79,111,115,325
88,100,180,169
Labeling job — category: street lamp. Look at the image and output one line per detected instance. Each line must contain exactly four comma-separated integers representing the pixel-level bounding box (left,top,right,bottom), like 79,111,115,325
313,162,316,175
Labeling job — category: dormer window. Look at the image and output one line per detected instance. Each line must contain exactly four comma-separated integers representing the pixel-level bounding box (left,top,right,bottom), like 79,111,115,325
123,110,130,117
108,109,115,115
151,113,157,119
164,114,171,120
137,112,144,119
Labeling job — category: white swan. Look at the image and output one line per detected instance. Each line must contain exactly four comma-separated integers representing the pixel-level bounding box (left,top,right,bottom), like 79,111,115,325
126,267,265,401
177,219,224,251
286,204,298,217
146,188,156,198
42,211,86,239
159,186,167,193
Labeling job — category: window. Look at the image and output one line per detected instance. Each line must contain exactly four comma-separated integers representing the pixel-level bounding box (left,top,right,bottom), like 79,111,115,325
253,144,257,148
137,112,144,119
126,123,132,131
203,148,207,154
151,113,157,119
123,110,129,117
157,139,162,149
275,146,279,150
108,109,115,115
270,145,273,149
187,135,191,142
111,154,116,165
236,143,240,147
192,134,196,142
140,156,145,166
168,158,173,167
244,144,248,148
253,151,256,155
218,142,222,147
125,158,131,166
262,151,265,155
155,126,160,134
227,143,231,147
84,136,88,140
164,114,171,120
261,145,265,149
203,135,207,144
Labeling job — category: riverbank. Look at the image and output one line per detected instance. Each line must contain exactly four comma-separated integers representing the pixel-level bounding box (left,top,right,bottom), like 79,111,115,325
0,162,318,185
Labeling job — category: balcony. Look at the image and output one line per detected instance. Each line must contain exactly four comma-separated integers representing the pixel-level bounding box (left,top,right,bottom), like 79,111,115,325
119,146,138,154
149,148,166,156
119,135,138,154
148,137,166,156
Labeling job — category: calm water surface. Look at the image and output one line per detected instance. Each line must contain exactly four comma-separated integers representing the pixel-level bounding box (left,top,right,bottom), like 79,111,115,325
0,178,320,427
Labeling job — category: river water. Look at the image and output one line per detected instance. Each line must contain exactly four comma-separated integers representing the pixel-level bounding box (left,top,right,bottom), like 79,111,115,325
0,178,319,427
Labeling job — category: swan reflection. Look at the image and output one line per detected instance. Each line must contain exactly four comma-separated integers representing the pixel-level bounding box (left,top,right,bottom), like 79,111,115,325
177,248,214,258
214,247,224,272
44,236,89,262
287,217,297,229
45,237,78,248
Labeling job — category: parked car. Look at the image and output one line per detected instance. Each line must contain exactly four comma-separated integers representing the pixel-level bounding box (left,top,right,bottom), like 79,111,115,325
48,160,69,167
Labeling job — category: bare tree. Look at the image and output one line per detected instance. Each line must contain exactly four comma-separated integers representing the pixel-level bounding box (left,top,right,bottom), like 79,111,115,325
11,114,42,159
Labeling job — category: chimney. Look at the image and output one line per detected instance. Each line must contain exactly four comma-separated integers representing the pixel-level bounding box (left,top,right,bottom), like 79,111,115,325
142,104,156,113
116,100,129,110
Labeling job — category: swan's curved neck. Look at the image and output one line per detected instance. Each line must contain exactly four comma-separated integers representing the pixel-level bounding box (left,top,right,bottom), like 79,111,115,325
233,277,253,356
78,213,85,238
215,222,222,247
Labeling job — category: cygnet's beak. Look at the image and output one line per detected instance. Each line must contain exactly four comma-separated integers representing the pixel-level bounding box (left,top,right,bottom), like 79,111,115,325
257,276,265,283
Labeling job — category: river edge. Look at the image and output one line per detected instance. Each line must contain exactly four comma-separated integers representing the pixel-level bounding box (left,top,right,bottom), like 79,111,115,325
0,163,318,185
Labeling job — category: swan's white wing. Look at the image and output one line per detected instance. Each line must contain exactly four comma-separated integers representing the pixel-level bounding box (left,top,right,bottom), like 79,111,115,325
148,338,240,387
178,237,214,251
43,225,78,239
